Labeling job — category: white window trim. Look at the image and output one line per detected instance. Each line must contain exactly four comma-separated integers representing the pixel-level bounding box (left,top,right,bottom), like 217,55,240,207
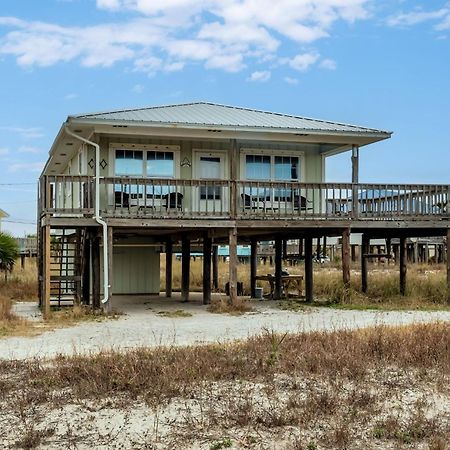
109,143,181,178
240,148,305,182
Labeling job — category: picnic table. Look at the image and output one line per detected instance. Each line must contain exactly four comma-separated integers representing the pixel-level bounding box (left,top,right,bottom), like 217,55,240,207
255,274,303,298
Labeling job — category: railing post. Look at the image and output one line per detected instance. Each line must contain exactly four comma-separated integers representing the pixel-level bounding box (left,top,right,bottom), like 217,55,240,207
351,145,359,219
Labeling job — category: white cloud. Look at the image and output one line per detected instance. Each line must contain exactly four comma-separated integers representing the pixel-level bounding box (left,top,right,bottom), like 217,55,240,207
0,126,44,139
284,76,298,85
247,70,271,82
18,146,41,153
8,162,45,172
387,6,450,30
64,93,78,100
0,1,370,74
320,58,337,70
132,83,145,93
288,52,320,71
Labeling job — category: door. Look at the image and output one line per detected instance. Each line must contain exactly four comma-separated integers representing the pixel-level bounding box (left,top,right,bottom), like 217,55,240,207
194,151,228,215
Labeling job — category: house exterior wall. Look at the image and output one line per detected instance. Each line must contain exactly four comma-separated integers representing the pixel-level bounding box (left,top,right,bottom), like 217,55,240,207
101,245,160,295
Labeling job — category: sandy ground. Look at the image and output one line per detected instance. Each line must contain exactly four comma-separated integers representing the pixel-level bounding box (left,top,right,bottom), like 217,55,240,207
3,293,450,360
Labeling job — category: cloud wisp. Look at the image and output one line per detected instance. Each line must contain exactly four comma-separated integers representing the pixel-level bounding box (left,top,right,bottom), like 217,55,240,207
387,4,450,31
0,1,370,76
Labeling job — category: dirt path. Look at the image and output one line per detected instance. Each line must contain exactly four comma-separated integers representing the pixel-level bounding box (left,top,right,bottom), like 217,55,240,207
3,294,450,360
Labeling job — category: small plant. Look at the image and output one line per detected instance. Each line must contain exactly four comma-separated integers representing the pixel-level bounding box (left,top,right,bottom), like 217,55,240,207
372,427,385,439
265,329,288,367
157,309,192,318
306,442,318,450
210,437,232,450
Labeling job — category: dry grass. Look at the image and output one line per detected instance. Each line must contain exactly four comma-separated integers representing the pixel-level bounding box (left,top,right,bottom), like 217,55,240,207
1,323,449,448
207,296,254,315
0,294,30,338
161,256,449,310
0,257,38,301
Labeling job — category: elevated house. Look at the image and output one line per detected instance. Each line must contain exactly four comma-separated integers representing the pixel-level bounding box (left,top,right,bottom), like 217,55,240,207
37,102,450,314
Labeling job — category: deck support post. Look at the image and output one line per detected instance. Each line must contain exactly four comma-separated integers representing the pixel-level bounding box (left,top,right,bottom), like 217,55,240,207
228,227,238,304
446,229,450,302
165,239,173,298
74,229,82,305
42,224,51,319
400,236,407,296
82,232,91,305
298,239,304,258
203,234,212,305
250,238,257,298
322,236,327,257
212,244,219,290
342,228,351,288
351,245,356,262
92,234,101,309
274,237,283,300
361,233,369,293
305,236,313,303
351,145,359,219
104,226,113,313
181,236,190,302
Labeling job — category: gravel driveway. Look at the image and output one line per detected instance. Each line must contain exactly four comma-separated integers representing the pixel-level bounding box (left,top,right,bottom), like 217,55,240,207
2,294,450,360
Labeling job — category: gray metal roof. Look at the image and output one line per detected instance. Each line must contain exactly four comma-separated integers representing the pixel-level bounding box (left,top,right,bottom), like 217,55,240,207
70,102,390,135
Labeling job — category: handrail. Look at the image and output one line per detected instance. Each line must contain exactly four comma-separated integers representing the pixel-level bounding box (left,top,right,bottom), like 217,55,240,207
39,175,450,221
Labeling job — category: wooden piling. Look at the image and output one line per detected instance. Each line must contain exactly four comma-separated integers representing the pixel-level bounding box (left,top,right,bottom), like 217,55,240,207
43,225,51,319
361,233,369,293
105,226,113,313
165,239,173,298
92,234,101,309
181,236,190,302
274,237,282,299
400,236,407,296
228,227,238,304
203,234,212,305
305,236,313,303
250,238,257,298
212,244,219,290
82,232,91,305
342,228,351,287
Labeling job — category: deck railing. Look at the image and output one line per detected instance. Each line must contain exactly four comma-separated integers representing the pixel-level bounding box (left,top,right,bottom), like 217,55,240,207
39,175,449,221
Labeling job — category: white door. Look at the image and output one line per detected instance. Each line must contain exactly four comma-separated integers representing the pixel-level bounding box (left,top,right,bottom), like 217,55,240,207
194,151,227,215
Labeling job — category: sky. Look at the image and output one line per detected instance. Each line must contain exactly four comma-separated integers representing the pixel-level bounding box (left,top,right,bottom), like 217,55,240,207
0,0,449,236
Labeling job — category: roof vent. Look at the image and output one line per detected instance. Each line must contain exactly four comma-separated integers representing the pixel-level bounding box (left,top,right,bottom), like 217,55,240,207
66,142,74,146
207,129,222,133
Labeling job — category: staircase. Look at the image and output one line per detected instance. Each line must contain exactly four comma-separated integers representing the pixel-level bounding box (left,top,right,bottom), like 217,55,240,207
49,229,83,306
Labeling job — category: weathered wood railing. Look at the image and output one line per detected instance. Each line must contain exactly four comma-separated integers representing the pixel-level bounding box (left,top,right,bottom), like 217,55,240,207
39,175,449,221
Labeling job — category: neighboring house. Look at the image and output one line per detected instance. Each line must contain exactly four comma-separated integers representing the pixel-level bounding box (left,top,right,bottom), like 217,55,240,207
0,209,9,232
37,102,450,311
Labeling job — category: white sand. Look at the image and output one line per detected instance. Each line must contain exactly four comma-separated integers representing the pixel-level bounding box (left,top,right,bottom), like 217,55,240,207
3,294,450,360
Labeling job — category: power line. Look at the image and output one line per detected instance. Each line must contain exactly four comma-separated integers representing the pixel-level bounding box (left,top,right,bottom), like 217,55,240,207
0,182,36,186
3,219,37,225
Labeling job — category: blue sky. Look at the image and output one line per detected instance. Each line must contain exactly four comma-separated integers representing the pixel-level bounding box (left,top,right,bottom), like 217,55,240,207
0,0,449,235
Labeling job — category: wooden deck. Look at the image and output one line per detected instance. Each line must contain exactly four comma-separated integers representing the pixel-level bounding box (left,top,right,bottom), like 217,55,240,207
39,175,449,225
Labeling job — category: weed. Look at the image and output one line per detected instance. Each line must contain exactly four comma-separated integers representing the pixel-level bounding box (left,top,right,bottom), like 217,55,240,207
210,437,232,450
157,310,192,318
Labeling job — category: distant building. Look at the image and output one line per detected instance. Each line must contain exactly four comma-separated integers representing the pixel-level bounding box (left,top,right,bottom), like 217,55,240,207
0,209,9,232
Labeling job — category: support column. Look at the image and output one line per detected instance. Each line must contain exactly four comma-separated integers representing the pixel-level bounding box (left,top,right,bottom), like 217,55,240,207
181,236,190,302
165,239,173,298
322,236,327,257
92,234,101,309
446,229,450,302
203,234,212,305
316,237,321,258
82,232,91,305
250,239,257,298
228,227,238,304
105,226,113,313
282,240,288,261
212,245,219,290
42,225,51,319
400,236,407,296
298,238,304,258
351,245,356,262
361,233,369,293
74,229,82,305
351,145,359,219
305,236,313,302
342,228,351,288
274,237,283,300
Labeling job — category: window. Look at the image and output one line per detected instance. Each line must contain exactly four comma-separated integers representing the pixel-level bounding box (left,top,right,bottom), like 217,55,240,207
275,156,298,180
245,155,271,180
115,150,143,176
199,156,221,200
146,151,174,178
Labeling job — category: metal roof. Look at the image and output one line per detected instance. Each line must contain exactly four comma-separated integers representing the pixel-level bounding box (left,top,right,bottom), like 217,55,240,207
70,102,390,136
